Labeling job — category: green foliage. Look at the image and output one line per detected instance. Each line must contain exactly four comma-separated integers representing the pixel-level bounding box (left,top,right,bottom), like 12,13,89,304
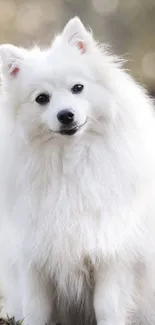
0,316,23,325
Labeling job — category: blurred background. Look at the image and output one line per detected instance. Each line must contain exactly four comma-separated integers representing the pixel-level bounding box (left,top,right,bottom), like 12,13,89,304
0,0,155,96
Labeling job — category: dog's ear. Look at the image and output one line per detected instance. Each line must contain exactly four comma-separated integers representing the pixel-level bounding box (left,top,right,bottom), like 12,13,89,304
61,17,93,53
0,44,24,77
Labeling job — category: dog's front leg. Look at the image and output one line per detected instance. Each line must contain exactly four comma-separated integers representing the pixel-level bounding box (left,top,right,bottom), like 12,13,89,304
94,262,135,325
20,264,54,325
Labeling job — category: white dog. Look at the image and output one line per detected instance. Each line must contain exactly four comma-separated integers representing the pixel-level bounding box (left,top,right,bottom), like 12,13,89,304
1,17,155,325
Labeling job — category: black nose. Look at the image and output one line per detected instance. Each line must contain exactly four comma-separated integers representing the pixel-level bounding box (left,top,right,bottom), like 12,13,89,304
57,110,74,125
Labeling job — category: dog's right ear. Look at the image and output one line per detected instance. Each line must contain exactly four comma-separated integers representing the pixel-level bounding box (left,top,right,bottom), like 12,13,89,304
0,44,24,78
57,17,94,54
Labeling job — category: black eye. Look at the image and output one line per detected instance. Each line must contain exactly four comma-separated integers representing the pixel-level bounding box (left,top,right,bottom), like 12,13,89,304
71,84,84,94
35,93,50,105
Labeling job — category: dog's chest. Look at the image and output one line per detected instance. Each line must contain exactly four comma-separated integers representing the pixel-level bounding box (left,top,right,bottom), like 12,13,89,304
10,142,137,281
22,151,104,276
31,175,101,266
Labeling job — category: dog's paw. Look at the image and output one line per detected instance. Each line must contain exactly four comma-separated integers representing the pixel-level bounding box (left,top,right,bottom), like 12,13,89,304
0,296,5,318
0,297,13,320
0,299,7,319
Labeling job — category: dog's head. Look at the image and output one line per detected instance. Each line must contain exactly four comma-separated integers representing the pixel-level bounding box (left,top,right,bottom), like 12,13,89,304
0,18,118,143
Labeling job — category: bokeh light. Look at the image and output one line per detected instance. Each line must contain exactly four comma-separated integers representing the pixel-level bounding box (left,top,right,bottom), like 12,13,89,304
92,0,119,15
142,53,155,80
0,0,16,24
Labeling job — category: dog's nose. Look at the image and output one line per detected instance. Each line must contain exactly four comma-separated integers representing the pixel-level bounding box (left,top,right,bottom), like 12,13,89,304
57,110,74,125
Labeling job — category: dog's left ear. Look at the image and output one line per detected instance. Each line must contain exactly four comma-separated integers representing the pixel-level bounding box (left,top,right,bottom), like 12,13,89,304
61,17,93,53
0,44,25,78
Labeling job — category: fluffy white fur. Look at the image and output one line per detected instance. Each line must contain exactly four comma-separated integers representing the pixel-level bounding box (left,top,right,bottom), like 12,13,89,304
0,17,155,325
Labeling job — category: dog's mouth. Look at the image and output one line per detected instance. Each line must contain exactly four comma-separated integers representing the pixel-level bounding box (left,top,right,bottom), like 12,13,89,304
59,120,87,136
60,125,79,136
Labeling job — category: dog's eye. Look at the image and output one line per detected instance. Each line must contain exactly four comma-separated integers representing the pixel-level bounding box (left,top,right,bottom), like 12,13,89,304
71,84,84,94
35,93,50,105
